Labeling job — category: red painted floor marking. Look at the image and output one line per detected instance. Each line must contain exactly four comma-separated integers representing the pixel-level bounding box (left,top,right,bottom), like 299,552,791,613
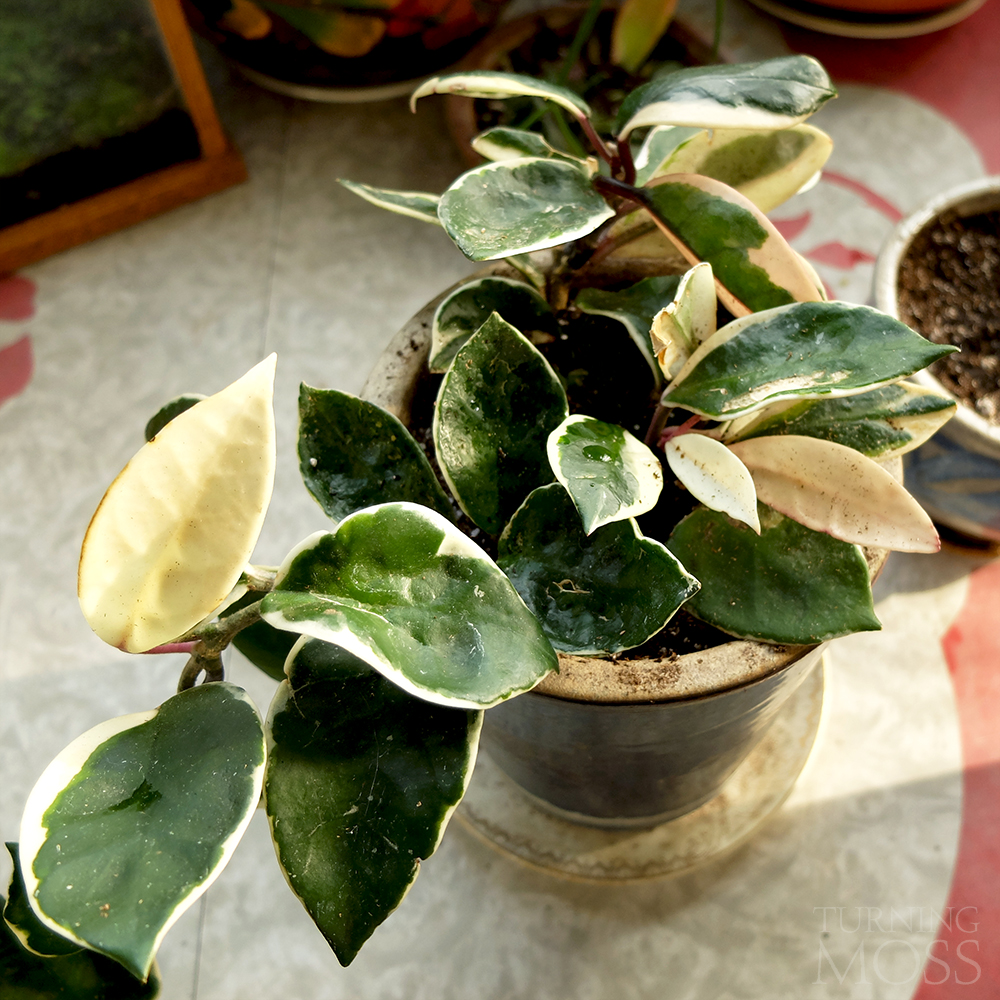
771,211,813,241
913,559,1000,996
821,171,904,222
782,0,1000,173
0,275,36,321
804,241,877,269
0,335,34,406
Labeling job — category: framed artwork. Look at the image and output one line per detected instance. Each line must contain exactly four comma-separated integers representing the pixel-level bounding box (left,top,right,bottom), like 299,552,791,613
0,0,246,272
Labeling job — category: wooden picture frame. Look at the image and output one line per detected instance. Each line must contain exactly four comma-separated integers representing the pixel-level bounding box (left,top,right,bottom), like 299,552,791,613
0,0,246,273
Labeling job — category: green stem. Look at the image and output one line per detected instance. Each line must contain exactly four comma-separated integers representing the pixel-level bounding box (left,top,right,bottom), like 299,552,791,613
175,598,268,690
556,0,603,88
551,107,588,158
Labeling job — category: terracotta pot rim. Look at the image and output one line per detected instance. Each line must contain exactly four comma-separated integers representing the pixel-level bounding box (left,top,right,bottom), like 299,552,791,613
874,174,1000,460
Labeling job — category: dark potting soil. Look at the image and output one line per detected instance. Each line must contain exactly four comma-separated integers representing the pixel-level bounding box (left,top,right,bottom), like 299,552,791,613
0,109,201,229
408,305,733,658
897,209,1000,424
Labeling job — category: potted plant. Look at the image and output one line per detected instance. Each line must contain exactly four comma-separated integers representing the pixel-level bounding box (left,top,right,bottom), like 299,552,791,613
4,56,957,995
874,175,1000,544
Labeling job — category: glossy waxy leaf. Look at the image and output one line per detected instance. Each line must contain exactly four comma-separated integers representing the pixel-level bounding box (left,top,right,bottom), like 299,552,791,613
547,415,663,534
430,276,554,373
667,504,879,644
18,684,265,980
615,55,836,138
4,843,80,957
434,313,568,534
143,394,205,442
638,125,833,214
498,484,698,654
261,504,558,709
437,158,615,261
573,274,681,384
472,127,587,165
637,174,822,315
633,126,702,187
79,356,276,652
265,639,481,966
337,180,442,225
298,385,452,522
729,435,939,552
722,382,957,458
1,898,160,1000
410,70,591,121
650,262,716,379
663,302,958,420
663,433,760,532
612,0,679,72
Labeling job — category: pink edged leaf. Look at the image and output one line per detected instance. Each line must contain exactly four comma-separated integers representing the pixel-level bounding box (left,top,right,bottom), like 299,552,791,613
729,434,939,552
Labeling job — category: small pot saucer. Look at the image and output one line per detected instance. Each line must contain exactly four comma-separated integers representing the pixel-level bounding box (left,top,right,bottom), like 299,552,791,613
745,0,987,37
456,659,824,882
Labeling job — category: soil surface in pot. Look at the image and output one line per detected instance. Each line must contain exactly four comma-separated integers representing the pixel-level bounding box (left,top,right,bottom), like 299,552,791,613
897,208,1000,423
407,303,736,660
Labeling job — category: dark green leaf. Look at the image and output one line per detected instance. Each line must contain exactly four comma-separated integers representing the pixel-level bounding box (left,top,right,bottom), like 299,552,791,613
437,158,614,261
498,484,699,654
430,276,554,373
298,385,452,523
19,684,265,980
265,639,481,966
472,127,587,165
262,503,558,708
667,503,879,643
663,302,959,420
434,313,568,534
143,395,204,442
4,843,80,957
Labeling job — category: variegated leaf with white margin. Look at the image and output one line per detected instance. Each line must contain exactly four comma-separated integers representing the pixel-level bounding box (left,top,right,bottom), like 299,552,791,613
260,503,558,709
410,70,592,121
614,55,836,138
664,301,957,420
78,356,276,652
633,126,702,187
663,433,760,532
639,125,833,214
472,126,590,166
637,174,823,316
651,262,716,380
729,434,939,552
265,638,482,967
337,180,442,226
18,683,265,981
4,843,80,957
437,158,615,261
547,415,663,534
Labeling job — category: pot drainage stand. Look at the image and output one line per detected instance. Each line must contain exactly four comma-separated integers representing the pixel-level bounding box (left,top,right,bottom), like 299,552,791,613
456,659,824,882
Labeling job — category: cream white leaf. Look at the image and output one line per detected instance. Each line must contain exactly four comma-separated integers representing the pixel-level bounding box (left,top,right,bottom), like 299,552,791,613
729,434,939,552
651,263,716,381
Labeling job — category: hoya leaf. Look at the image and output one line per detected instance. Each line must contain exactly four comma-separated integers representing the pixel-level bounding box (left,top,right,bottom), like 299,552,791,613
573,274,682,384
1,901,161,1000
337,180,442,226
611,0,679,73
261,504,558,709
498,484,699,654
18,684,265,981
641,125,833,214
430,276,554,373
410,70,592,121
667,504,879,644
723,382,957,457
4,843,80,957
471,127,588,165
143,394,205,442
547,415,663,534
633,126,702,187
663,434,760,532
636,174,822,315
78,356,276,652
434,313,568,534
265,639,481,966
298,385,452,522
729,435,939,552
437,158,615,261
650,262,716,380
662,302,958,420
615,55,836,138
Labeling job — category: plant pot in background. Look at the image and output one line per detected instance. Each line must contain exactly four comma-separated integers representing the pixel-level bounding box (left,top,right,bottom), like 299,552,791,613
875,176,1000,543
183,0,508,100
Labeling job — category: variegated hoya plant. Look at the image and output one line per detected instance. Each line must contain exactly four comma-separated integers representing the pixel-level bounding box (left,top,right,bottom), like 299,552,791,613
6,56,958,994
